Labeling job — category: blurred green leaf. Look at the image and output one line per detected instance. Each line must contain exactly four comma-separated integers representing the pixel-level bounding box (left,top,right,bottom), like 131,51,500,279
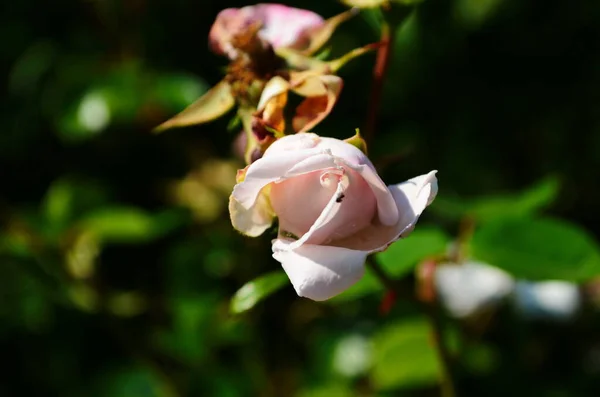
371,318,441,390
432,177,559,222
97,366,170,397
454,0,504,28
153,80,235,132
9,40,56,97
392,0,425,5
377,227,450,277
42,179,76,235
151,72,208,112
78,207,186,244
462,343,499,375
298,384,354,397
471,217,600,281
230,271,288,314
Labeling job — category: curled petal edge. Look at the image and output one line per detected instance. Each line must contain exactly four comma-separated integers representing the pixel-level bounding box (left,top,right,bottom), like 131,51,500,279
229,187,274,237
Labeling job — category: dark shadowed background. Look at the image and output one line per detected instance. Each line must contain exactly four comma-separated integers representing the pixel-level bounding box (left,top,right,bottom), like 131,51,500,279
2,0,600,396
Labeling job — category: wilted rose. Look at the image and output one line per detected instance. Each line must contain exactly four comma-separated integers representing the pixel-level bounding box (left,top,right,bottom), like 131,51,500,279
209,4,324,59
229,133,438,300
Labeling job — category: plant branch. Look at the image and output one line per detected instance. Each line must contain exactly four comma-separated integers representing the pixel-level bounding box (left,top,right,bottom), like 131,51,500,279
366,255,457,397
364,17,396,146
425,304,457,397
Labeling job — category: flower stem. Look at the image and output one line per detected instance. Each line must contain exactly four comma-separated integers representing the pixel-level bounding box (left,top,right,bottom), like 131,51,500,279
364,18,395,146
366,255,457,397
425,304,457,397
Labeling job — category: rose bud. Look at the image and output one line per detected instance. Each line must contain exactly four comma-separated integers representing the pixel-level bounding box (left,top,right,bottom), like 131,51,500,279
229,133,438,301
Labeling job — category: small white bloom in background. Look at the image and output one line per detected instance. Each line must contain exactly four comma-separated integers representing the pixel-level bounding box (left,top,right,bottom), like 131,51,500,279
332,334,372,378
435,261,515,318
229,133,437,301
514,280,581,321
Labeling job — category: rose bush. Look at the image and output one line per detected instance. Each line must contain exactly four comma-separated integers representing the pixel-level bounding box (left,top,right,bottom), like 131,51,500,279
229,133,438,300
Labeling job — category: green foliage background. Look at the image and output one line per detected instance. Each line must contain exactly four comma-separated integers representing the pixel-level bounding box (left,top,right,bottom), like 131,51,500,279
2,0,600,396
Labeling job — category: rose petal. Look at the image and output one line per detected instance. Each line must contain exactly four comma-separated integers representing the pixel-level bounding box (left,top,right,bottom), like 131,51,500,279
254,5,324,50
331,171,438,252
281,166,376,248
317,137,399,226
229,188,274,237
272,239,367,301
209,5,324,57
270,169,341,238
232,148,338,209
389,171,438,237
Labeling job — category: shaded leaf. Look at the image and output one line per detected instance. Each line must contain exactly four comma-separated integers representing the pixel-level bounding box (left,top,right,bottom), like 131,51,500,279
371,318,442,390
377,227,450,277
431,177,560,222
153,80,234,132
471,217,600,281
230,271,288,314
78,207,187,244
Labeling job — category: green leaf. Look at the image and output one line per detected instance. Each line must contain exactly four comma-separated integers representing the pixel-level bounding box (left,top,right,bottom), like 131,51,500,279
432,177,560,222
371,318,442,390
151,72,209,111
78,207,186,244
153,79,235,132
471,217,600,281
376,227,450,277
43,179,74,229
230,271,288,314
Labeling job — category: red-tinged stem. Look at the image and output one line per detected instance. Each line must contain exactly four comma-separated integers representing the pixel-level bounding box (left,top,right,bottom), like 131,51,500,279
364,21,395,146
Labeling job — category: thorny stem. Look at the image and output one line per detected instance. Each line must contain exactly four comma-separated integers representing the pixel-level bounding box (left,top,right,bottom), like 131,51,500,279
364,19,395,146
366,256,457,397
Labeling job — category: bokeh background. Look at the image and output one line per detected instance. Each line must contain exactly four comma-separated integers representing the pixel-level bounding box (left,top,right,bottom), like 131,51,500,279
3,0,600,396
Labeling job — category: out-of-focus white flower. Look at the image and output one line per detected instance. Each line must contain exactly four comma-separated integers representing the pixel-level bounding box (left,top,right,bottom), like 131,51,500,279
435,261,515,318
332,334,372,377
514,281,581,321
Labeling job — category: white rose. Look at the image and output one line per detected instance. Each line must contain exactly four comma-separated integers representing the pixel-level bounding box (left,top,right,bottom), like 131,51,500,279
229,133,438,301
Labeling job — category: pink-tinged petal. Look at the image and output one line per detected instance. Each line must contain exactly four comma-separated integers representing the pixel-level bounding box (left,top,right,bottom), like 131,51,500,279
330,171,438,252
232,148,338,209
389,171,438,237
254,5,324,50
229,189,274,237
209,5,324,58
316,137,399,226
208,8,248,58
264,132,321,153
281,167,376,248
272,239,367,301
270,169,340,238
